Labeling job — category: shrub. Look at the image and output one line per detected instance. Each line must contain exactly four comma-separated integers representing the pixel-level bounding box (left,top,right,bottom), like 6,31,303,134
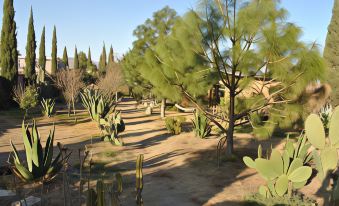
192,112,212,138
165,116,186,135
41,98,55,117
13,84,38,115
9,120,70,183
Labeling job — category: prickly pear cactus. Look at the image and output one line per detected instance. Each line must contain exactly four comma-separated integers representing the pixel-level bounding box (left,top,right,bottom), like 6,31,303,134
243,135,313,198
305,106,339,181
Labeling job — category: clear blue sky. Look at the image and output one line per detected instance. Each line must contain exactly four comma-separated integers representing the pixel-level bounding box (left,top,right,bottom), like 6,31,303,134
0,0,334,61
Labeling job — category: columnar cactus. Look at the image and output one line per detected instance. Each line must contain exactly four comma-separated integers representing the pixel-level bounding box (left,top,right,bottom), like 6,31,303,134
136,154,144,205
243,135,313,198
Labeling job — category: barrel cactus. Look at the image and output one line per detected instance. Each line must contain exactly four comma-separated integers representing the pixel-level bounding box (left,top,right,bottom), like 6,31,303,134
41,98,55,117
10,121,69,182
243,135,313,198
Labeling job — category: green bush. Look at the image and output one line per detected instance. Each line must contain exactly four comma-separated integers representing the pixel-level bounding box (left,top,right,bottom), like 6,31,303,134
244,193,317,206
165,116,186,135
13,85,38,114
192,112,211,138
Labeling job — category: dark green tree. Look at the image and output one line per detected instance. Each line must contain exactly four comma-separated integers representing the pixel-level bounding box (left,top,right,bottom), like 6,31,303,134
24,7,36,83
51,26,57,75
108,46,114,65
0,0,18,81
87,47,96,74
138,1,327,156
73,46,79,69
324,0,339,106
98,43,107,74
62,46,68,69
38,26,46,72
78,51,87,71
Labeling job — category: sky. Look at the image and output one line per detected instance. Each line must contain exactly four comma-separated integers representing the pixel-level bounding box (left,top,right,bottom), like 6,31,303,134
0,0,334,61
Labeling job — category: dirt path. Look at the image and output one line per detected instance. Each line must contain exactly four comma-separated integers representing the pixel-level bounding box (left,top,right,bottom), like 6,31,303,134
0,98,325,205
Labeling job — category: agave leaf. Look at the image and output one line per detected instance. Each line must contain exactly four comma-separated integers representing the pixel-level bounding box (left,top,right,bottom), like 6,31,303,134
116,173,123,193
44,125,55,171
305,114,325,149
14,161,33,181
288,166,312,183
243,156,256,169
10,140,21,164
330,107,339,146
275,174,288,196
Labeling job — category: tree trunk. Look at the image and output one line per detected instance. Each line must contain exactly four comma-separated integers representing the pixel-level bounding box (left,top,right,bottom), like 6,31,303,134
67,103,71,117
161,98,166,118
226,91,235,157
115,92,118,102
72,98,77,123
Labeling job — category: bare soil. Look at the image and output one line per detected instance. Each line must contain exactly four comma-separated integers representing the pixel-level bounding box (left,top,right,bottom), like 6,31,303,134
0,98,327,205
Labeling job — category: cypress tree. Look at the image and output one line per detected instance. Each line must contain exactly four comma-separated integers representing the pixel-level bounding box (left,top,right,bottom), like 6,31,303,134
51,26,57,75
73,46,79,69
24,7,36,83
39,26,46,72
87,47,95,74
108,46,114,65
98,43,107,74
62,46,68,69
0,0,18,81
324,0,339,106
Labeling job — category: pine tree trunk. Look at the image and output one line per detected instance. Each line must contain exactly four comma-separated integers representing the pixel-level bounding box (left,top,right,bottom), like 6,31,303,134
226,91,235,157
161,98,166,118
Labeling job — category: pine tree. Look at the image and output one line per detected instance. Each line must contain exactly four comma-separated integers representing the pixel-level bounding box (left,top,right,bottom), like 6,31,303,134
108,46,114,65
39,26,46,72
51,26,57,75
0,0,18,81
24,7,36,83
73,46,79,69
324,0,339,106
62,46,68,69
98,43,107,74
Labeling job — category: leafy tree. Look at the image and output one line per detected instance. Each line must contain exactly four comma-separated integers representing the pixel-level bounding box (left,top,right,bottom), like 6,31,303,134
78,51,87,71
24,7,36,84
324,0,339,106
13,84,38,116
38,26,46,76
122,6,178,117
73,46,79,69
62,46,69,69
87,47,96,74
0,0,18,82
51,26,57,75
139,0,326,156
108,45,114,65
99,43,107,74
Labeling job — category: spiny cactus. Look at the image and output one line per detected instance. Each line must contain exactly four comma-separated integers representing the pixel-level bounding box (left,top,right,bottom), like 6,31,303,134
136,154,144,206
102,111,125,145
41,98,55,117
243,135,313,198
10,121,70,182
192,112,212,138
165,116,186,135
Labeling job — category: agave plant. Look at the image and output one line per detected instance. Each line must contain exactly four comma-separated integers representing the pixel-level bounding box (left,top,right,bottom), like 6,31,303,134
243,135,313,198
192,112,212,138
41,98,55,117
102,111,125,145
10,121,69,182
80,89,116,122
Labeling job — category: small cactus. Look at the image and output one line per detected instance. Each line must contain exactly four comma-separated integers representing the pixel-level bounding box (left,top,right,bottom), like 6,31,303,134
136,154,144,205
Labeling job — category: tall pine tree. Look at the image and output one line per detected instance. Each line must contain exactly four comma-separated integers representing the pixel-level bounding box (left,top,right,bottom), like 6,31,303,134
73,46,79,69
51,26,57,75
0,0,18,81
108,46,114,65
39,26,46,72
24,7,36,84
324,0,339,106
62,46,68,69
98,43,107,74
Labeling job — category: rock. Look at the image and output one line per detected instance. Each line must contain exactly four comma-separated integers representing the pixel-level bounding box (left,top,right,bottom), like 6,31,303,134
11,196,40,206
145,106,152,115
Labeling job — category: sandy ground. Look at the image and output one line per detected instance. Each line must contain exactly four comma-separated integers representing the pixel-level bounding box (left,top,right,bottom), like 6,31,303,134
0,98,327,205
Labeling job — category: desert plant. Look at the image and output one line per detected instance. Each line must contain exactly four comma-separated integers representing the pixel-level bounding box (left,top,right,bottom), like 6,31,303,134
136,154,144,206
40,98,55,117
13,84,38,115
165,116,186,135
319,103,333,130
9,120,70,182
305,106,339,204
243,135,313,198
101,111,125,145
192,112,212,138
244,193,317,206
80,88,116,123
